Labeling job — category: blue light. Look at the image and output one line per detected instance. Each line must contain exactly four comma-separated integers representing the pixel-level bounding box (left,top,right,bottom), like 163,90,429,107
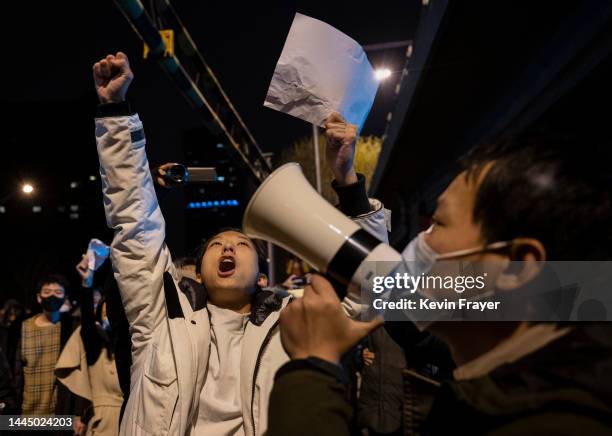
187,199,240,209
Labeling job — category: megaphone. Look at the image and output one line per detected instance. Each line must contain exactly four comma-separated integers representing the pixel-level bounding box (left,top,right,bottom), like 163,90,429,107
243,163,402,295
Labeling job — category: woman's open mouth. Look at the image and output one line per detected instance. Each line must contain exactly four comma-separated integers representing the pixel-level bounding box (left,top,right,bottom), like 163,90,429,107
217,256,236,277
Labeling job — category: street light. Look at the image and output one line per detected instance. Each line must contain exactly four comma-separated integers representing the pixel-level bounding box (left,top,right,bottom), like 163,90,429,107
1,182,36,206
374,68,392,81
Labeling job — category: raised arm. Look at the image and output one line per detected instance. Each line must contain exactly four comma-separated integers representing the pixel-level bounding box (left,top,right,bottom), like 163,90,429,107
93,52,170,361
324,113,389,317
325,111,389,241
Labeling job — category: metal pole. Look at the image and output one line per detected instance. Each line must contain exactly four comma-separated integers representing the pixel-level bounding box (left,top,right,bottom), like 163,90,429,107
312,124,322,194
363,40,412,52
266,241,275,286
113,0,271,182
261,151,276,285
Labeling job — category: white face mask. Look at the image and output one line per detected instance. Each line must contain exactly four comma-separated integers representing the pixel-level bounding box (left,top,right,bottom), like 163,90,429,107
403,227,513,273
401,226,438,272
399,228,513,330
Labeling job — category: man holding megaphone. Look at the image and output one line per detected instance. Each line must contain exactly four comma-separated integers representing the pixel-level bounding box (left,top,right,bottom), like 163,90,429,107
264,138,612,435
92,52,390,436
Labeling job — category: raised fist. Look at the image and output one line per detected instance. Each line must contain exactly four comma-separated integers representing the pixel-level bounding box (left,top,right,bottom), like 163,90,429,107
93,52,133,104
324,112,358,186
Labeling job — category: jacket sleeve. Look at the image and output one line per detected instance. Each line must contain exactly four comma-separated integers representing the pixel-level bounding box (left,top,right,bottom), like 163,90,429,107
95,112,171,362
332,174,391,317
267,363,352,436
78,287,102,366
332,173,390,244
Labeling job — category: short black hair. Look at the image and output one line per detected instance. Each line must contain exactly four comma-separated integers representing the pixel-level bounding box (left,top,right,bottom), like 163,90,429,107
173,257,196,269
461,136,612,260
36,274,70,294
194,228,267,276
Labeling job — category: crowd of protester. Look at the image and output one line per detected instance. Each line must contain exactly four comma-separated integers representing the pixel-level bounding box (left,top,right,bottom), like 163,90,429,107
1,50,611,436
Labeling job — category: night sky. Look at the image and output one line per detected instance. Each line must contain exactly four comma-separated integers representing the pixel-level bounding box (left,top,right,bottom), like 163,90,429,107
0,1,420,304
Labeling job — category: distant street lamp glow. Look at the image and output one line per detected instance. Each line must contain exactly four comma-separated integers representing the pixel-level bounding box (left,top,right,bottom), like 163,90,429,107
22,184,34,194
374,68,392,81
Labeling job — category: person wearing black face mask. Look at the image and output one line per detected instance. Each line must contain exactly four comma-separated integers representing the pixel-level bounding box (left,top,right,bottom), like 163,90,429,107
15,274,85,429
39,294,64,313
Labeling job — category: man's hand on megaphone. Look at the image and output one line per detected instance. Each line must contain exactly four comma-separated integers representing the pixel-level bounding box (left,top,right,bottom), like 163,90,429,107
279,274,384,365
325,112,358,186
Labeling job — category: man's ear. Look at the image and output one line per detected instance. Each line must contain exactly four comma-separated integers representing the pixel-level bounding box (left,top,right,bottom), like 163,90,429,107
196,273,202,284
36,294,41,305
495,238,547,291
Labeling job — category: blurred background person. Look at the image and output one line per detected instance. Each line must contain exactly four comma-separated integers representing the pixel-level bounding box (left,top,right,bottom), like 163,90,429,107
15,274,86,423
257,273,269,289
92,288,103,314
55,256,123,436
0,347,19,414
281,257,310,290
0,299,25,380
174,257,205,310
